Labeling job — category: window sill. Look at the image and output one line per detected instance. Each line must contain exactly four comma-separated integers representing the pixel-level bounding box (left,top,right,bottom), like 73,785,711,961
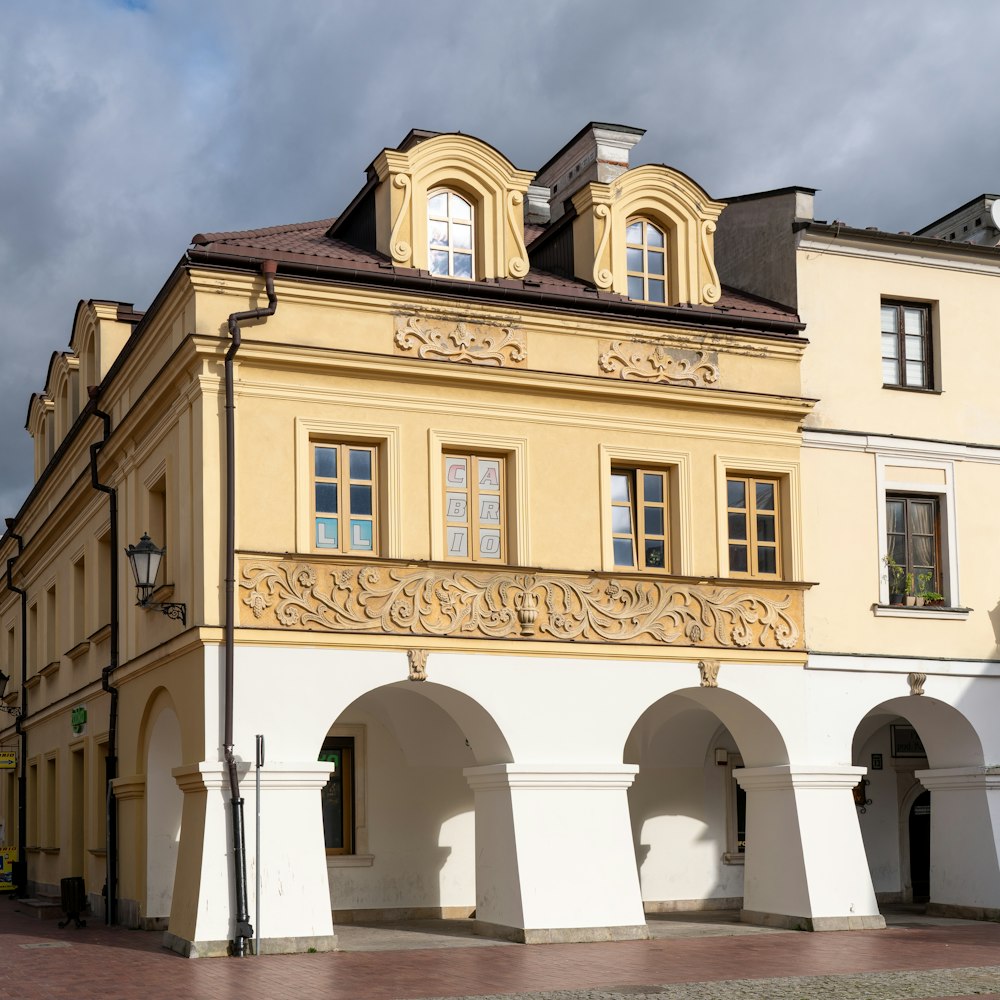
24,675,41,691
39,660,60,679
872,604,971,620
65,641,90,661
722,852,745,866
326,854,375,869
88,624,111,644
881,384,943,395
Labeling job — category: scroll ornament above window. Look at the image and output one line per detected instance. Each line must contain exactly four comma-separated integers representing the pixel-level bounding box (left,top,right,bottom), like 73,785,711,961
394,315,527,367
598,342,720,388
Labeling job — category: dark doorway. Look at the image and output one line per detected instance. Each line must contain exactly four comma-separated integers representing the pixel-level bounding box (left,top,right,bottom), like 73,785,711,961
908,790,930,902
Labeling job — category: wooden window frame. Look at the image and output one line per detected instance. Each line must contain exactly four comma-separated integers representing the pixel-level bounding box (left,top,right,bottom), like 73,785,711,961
428,189,475,280
726,475,781,580
886,493,941,595
443,452,507,563
611,467,670,572
625,217,667,304
311,442,379,556
881,300,933,390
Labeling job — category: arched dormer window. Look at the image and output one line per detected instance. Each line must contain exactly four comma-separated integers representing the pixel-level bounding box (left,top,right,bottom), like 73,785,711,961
625,218,667,303
428,190,474,279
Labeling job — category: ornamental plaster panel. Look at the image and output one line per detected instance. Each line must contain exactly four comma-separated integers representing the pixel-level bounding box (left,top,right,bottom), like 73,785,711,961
239,557,805,651
598,342,720,387
393,314,526,367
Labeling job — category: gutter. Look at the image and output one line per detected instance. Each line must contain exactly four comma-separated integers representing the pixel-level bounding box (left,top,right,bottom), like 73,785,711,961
224,260,277,957
88,398,119,924
3,522,27,897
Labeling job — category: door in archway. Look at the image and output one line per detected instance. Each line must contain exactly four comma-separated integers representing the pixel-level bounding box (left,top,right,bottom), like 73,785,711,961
908,791,930,902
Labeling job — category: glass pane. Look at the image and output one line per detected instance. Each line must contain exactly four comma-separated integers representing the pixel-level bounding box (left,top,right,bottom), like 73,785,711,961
315,517,338,549
627,247,644,272
626,221,643,243
445,456,468,487
350,484,372,516
447,526,468,557
905,361,925,386
320,749,343,849
428,193,448,216
611,473,631,502
643,474,663,503
314,446,336,479
648,250,665,275
757,513,776,542
905,335,923,361
727,479,746,508
446,493,467,521
454,253,473,278
429,220,449,247
479,495,501,524
886,499,905,532
909,501,934,534
728,511,747,540
758,546,777,575
644,506,664,535
729,544,748,573
450,194,472,219
453,223,472,250
644,541,665,568
429,249,450,275
887,534,906,567
881,305,898,333
612,506,633,533
627,275,644,300
647,224,665,248
349,449,372,480
903,307,924,335
349,519,373,551
478,458,501,490
315,482,338,513
755,481,775,510
614,537,635,566
479,528,502,559
882,358,900,384
881,333,899,359
648,279,665,303
912,535,934,567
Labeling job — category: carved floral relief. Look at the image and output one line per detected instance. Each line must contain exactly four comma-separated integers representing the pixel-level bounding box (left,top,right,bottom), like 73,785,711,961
599,342,720,387
394,315,526,367
240,558,804,651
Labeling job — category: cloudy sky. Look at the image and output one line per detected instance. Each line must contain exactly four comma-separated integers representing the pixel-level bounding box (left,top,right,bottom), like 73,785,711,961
1,0,998,516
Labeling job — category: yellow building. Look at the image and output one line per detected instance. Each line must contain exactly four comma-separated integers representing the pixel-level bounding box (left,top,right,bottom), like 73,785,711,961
0,123,950,957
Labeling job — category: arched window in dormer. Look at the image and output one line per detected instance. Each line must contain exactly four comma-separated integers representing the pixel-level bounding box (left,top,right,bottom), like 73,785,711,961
428,190,474,279
625,218,667,303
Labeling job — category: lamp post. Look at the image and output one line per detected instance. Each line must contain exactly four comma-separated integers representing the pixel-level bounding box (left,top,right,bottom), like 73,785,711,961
124,534,186,625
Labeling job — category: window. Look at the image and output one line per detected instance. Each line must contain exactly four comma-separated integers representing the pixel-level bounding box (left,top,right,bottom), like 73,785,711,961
626,218,666,303
611,468,669,570
428,190,474,279
726,476,780,578
725,752,746,864
881,301,932,389
319,737,354,855
886,494,940,594
443,453,505,561
313,443,377,554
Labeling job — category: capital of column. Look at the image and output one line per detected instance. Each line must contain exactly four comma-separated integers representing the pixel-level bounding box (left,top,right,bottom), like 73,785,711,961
464,763,639,792
173,760,334,793
916,766,1000,791
735,764,867,791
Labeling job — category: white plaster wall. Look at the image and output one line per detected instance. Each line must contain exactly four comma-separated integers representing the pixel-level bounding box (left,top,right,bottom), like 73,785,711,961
855,726,903,894
146,706,182,920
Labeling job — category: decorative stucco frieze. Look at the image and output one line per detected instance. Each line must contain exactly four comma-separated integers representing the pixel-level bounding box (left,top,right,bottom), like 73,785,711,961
598,342,720,387
239,558,804,651
394,315,526,367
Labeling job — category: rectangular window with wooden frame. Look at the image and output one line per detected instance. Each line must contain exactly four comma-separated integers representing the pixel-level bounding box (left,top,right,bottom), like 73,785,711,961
611,468,669,571
881,300,933,390
312,443,378,554
886,494,940,596
443,453,505,562
319,737,354,855
726,476,781,578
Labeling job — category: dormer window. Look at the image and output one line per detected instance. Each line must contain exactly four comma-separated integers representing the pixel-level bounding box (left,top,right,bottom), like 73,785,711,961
428,190,474,279
626,218,666,303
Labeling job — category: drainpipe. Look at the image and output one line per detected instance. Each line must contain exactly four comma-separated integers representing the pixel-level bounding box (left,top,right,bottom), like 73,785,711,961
224,260,277,956
3,522,27,897
88,400,119,925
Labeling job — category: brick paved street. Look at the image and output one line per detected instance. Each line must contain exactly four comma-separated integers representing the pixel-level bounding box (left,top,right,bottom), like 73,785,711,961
1,899,999,1000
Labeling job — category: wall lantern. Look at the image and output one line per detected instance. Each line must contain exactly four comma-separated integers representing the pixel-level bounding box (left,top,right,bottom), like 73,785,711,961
125,533,186,625
0,670,22,717
852,777,872,814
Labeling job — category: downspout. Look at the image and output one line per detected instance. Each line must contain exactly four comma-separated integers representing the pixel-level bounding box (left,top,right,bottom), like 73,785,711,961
88,400,119,925
224,260,277,956
3,522,27,897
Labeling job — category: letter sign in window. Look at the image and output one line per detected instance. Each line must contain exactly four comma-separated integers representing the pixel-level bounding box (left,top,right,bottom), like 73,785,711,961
312,443,378,554
443,453,506,562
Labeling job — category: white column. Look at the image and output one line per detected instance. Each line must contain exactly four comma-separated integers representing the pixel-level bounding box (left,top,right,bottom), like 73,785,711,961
464,764,647,943
165,761,337,957
736,765,884,931
916,766,1000,919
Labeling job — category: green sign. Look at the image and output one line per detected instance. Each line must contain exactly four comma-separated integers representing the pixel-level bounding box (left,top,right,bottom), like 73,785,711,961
71,706,87,735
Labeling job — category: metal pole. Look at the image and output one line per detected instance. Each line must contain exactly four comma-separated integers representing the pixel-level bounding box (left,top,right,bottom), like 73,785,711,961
255,734,264,957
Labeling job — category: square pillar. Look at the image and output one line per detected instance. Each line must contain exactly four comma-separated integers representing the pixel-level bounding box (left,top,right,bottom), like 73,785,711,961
464,764,647,943
916,767,1000,920
736,765,884,931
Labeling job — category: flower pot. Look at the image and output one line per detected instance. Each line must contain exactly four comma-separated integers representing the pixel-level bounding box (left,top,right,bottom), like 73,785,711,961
905,595,917,606
889,593,904,606
915,596,925,607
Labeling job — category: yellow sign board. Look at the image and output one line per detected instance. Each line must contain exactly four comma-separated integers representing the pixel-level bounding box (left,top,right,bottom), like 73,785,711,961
0,750,15,770
0,847,17,891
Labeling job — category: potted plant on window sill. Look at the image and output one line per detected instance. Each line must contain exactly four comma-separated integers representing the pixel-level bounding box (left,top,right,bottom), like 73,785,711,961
884,555,906,606
922,591,946,608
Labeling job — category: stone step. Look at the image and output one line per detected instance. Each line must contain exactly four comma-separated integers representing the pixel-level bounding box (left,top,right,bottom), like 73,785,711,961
19,897,64,920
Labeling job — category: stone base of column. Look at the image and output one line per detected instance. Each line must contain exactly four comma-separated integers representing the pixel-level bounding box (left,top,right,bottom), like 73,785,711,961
741,908,886,932
927,901,1000,922
475,919,649,944
163,931,339,958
